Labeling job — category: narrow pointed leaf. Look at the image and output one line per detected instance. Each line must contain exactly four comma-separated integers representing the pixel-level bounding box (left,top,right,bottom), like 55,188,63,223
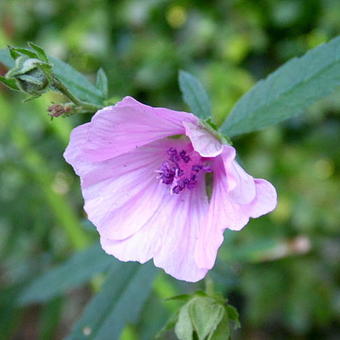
28,42,49,62
17,244,113,306
221,36,340,136
66,262,156,340
179,70,211,119
0,76,19,91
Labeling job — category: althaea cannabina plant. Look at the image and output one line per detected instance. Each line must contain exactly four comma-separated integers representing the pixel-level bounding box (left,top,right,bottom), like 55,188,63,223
64,96,277,282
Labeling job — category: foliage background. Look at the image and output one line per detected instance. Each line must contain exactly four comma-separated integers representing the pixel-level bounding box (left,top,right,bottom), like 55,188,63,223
0,0,339,339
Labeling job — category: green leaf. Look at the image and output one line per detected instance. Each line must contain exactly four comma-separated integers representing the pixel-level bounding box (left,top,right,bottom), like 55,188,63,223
28,42,49,62
208,311,230,340
226,305,241,329
0,49,14,68
50,56,104,104
179,70,212,119
221,36,340,136
17,244,113,306
175,303,193,340
66,262,156,340
0,48,104,105
96,68,109,98
189,297,225,340
0,76,19,91
12,47,37,59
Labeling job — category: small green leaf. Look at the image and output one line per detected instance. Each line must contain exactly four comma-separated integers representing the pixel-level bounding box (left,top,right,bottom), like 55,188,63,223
96,68,109,97
0,76,19,91
208,311,230,340
221,36,340,136
17,244,113,306
179,70,212,119
189,297,225,340
165,294,191,302
66,262,156,340
8,45,21,60
12,47,38,59
28,42,49,62
175,303,194,340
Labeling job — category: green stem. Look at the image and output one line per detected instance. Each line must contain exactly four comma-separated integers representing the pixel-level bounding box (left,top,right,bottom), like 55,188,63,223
204,276,215,296
52,77,102,112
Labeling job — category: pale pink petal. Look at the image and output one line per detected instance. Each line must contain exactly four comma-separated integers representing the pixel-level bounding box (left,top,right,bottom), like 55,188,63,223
63,123,92,176
195,152,277,270
101,178,209,282
220,146,256,204
243,179,277,218
183,121,223,157
82,97,199,162
67,138,176,241
195,157,249,269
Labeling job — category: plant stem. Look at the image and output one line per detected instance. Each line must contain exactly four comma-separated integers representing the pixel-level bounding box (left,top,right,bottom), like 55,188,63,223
52,77,102,112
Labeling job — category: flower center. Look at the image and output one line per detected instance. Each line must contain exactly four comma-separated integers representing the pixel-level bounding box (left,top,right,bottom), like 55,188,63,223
157,147,211,194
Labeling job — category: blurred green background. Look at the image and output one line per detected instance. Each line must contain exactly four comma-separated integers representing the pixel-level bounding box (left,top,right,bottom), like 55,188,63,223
0,0,339,339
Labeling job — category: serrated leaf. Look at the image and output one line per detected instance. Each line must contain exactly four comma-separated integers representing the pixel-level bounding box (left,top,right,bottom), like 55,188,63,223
96,68,109,97
17,244,113,306
179,70,211,119
66,262,156,340
0,76,19,91
221,36,340,136
189,297,225,340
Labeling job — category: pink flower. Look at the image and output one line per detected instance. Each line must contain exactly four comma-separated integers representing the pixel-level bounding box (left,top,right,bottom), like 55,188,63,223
64,97,277,282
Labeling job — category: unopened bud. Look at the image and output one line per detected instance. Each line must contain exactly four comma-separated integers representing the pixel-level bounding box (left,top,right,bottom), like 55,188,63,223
48,103,73,118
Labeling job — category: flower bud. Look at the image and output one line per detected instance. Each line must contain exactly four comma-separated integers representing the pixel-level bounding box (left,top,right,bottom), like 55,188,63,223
6,56,51,96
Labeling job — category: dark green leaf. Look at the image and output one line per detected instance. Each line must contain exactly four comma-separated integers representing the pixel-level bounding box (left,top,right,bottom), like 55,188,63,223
0,76,19,91
17,244,113,306
28,42,49,62
221,36,340,136
66,262,156,340
179,70,211,119
12,47,38,59
96,68,109,97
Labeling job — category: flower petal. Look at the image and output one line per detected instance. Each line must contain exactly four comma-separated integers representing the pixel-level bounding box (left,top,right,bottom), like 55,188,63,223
195,157,250,269
101,180,209,282
195,153,277,270
243,179,277,218
81,97,199,162
221,147,256,204
183,121,223,157
67,138,176,241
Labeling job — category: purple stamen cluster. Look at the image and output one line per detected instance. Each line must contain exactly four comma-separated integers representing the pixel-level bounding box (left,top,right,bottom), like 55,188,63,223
157,147,211,194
